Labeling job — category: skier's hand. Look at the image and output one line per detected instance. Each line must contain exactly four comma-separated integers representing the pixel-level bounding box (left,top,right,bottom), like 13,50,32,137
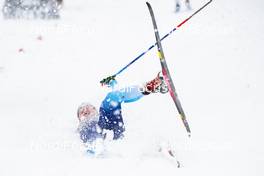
100,75,116,86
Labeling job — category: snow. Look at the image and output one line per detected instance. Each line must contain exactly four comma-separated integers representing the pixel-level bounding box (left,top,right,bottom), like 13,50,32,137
0,0,264,175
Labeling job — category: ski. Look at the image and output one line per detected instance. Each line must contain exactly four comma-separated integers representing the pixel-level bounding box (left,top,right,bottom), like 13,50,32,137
100,0,212,85
146,2,191,137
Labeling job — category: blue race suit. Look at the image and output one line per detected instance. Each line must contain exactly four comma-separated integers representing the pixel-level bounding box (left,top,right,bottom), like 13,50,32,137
98,85,144,140
79,120,102,143
79,83,144,144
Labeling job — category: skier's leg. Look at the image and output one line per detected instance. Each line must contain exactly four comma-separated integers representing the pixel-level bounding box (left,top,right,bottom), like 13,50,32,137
98,83,145,139
98,106,125,140
113,123,125,140
175,0,181,12
98,107,112,131
185,0,191,10
98,94,126,140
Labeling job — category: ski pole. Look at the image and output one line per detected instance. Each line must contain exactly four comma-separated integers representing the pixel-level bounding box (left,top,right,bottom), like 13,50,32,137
100,0,212,85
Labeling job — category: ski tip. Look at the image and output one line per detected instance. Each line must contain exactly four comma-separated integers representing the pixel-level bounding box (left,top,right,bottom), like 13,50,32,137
208,0,213,5
146,1,151,7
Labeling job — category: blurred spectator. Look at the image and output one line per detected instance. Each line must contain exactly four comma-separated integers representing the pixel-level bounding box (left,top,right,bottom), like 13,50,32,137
175,0,191,12
2,0,62,19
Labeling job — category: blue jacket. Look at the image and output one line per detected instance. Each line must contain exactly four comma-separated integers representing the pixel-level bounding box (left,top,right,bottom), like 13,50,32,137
79,120,102,143
98,85,143,139
80,83,144,143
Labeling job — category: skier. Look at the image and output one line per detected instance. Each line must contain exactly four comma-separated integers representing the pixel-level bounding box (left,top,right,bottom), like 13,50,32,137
175,0,191,12
77,73,168,146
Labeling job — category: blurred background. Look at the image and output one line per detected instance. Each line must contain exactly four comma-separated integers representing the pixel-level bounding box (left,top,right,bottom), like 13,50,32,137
0,0,263,176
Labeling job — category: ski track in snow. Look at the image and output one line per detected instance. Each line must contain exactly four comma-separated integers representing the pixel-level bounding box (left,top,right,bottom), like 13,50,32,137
0,0,264,175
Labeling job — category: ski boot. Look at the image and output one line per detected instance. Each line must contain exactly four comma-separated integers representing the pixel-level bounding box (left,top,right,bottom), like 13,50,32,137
142,72,168,95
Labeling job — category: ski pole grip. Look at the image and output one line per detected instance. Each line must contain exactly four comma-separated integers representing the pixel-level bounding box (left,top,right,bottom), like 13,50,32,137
100,75,116,86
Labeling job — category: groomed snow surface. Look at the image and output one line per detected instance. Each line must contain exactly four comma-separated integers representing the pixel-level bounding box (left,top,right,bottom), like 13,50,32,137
0,0,263,175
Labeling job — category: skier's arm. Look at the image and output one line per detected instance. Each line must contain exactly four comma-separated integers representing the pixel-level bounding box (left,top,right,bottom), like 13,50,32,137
118,73,164,102
120,85,144,103
105,79,144,103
